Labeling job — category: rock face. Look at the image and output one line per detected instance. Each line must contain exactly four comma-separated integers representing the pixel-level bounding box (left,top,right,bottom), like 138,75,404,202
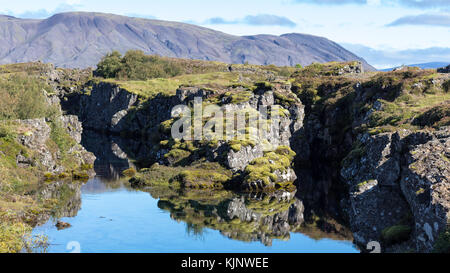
60,115,83,143
14,117,95,173
75,82,139,132
400,129,450,252
69,82,180,135
67,78,305,192
226,145,264,172
341,128,450,252
0,12,375,70
16,118,58,171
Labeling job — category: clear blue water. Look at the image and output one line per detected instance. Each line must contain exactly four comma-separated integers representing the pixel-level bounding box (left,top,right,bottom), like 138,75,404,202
32,177,358,253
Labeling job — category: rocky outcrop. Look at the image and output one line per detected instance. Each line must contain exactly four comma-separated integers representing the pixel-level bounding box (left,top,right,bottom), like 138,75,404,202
16,118,59,172
59,115,83,143
69,79,305,192
76,82,139,132
400,129,450,252
341,128,450,252
14,117,95,173
437,65,450,73
226,145,264,172
67,82,181,136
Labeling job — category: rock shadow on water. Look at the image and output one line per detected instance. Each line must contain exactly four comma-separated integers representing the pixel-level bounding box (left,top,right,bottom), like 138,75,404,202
80,129,155,180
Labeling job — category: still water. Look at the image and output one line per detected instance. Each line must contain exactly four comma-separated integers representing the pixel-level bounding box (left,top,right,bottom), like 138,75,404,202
32,176,358,253
32,131,358,253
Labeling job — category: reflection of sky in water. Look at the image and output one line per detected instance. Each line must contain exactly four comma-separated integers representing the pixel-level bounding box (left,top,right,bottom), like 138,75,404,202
32,178,358,253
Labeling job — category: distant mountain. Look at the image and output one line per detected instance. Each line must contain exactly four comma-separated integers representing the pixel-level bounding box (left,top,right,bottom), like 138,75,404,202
0,12,375,70
381,62,450,71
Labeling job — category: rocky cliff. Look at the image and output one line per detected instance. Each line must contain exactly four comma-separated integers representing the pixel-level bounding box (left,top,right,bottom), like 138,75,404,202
341,129,450,252
2,59,448,253
57,60,450,252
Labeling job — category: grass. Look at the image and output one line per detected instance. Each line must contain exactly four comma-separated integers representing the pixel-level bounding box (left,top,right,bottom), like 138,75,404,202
0,74,51,120
0,222,31,253
0,63,95,253
103,72,241,99
164,149,192,165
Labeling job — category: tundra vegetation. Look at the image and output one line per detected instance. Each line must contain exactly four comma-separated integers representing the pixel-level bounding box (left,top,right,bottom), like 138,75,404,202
0,63,94,253
0,50,449,252
95,53,449,252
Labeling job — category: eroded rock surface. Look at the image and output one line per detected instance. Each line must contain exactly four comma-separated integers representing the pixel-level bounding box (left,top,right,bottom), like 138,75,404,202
341,128,450,252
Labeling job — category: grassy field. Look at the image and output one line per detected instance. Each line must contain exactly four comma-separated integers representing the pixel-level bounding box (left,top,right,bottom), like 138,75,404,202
103,72,243,98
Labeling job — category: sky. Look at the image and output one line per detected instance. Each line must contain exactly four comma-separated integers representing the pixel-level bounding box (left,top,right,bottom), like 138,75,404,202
1,0,450,69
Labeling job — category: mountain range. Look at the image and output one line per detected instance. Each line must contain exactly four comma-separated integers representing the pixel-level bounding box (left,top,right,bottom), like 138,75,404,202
381,62,450,71
0,12,374,70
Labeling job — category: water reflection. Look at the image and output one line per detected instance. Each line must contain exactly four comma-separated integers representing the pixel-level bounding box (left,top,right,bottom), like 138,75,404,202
31,130,357,252
28,180,83,227
145,187,353,247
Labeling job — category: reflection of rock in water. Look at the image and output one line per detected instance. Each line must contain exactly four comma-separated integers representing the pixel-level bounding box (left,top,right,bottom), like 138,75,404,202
148,186,354,246
34,180,82,224
81,130,154,180
151,188,305,246
223,192,305,246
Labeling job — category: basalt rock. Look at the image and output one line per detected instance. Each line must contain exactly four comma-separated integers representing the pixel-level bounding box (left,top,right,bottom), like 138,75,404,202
15,118,95,173
341,128,450,252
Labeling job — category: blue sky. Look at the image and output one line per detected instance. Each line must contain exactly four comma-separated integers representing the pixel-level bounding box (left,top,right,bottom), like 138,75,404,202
1,0,450,68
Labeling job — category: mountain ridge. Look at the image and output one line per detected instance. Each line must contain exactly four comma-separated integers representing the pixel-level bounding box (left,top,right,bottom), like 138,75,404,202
0,12,375,70
381,62,450,71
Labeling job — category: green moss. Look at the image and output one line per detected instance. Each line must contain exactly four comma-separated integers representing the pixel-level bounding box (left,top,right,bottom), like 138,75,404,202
381,225,412,245
159,119,175,135
230,143,242,152
122,168,137,177
416,188,425,195
433,228,450,253
104,72,240,99
228,139,256,152
413,105,450,128
159,140,170,147
243,146,296,188
357,180,376,190
274,91,297,107
178,169,230,189
164,149,191,165
80,163,93,171
72,171,89,181
442,153,450,163
229,91,253,104
130,164,184,187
